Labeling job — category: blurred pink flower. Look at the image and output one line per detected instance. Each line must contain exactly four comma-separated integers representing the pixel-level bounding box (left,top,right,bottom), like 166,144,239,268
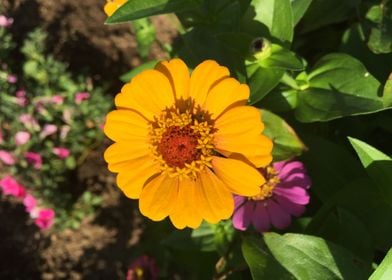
53,147,70,159
34,208,55,230
19,114,40,131
25,152,42,169
127,255,159,280
50,95,64,105
75,92,90,104
60,125,71,139
16,89,26,97
0,175,26,198
62,109,73,124
15,96,28,107
7,74,17,84
0,150,15,165
15,131,31,146
232,161,311,233
40,124,57,139
0,15,13,27
23,194,37,213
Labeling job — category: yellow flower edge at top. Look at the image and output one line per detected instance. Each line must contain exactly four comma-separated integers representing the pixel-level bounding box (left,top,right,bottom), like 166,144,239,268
103,58,273,229
104,0,127,17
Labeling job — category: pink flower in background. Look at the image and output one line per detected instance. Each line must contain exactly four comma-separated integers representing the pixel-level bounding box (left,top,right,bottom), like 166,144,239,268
15,131,31,146
232,161,311,233
25,152,42,169
62,108,73,124
75,92,90,104
7,74,17,84
50,95,64,105
15,89,28,106
19,114,40,131
0,175,26,198
0,150,15,165
40,124,57,139
0,15,13,27
34,208,55,230
127,255,159,280
16,89,26,97
60,125,71,139
23,194,37,213
53,147,70,159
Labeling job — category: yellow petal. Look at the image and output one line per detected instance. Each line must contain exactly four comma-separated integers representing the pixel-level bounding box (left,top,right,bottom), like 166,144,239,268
189,60,230,106
139,174,179,221
212,156,264,196
104,109,149,142
115,70,175,121
169,177,202,229
204,78,249,119
155,58,190,100
194,168,234,224
104,2,117,16
214,106,264,136
215,134,273,167
104,142,150,167
116,155,160,199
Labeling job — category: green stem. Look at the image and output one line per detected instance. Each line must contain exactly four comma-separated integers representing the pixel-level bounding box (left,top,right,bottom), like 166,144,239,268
280,72,300,90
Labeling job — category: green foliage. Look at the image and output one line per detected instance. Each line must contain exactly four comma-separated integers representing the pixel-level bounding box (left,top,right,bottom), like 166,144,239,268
369,249,392,280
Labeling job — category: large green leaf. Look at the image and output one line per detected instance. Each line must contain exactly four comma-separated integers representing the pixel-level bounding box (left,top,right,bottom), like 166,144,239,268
366,1,392,54
349,137,392,205
247,66,284,104
295,53,389,122
369,248,392,280
106,0,200,24
246,0,294,43
241,236,293,279
291,0,313,25
261,110,306,161
264,232,372,280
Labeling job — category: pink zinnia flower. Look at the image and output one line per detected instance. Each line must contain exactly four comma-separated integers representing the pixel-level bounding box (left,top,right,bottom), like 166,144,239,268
25,152,42,169
232,161,311,233
40,124,57,139
23,194,37,213
0,150,15,165
19,114,40,131
7,74,17,84
15,131,31,146
0,15,13,27
50,95,64,105
0,175,26,198
75,92,90,104
34,208,55,230
53,147,70,159
127,255,159,280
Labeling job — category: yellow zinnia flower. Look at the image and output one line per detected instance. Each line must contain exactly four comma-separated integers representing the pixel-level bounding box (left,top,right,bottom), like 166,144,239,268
104,58,273,229
104,0,127,17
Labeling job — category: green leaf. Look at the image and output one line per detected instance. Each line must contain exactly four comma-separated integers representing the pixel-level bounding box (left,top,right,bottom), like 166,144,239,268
241,236,293,279
247,66,284,104
261,110,306,161
291,0,313,25
106,0,200,24
247,0,294,43
191,221,217,252
366,1,392,54
132,18,156,58
295,53,388,122
299,0,360,33
264,232,372,279
369,249,392,280
257,44,304,70
349,137,392,205
384,73,392,106
120,60,158,82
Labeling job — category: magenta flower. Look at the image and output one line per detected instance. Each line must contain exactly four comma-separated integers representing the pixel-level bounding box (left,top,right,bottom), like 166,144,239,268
0,150,15,165
34,208,55,230
53,147,70,159
127,255,159,280
23,194,37,213
7,74,17,84
232,161,311,233
0,15,13,27
50,95,64,105
15,131,31,146
75,92,90,104
0,175,26,198
25,152,42,169
40,124,57,139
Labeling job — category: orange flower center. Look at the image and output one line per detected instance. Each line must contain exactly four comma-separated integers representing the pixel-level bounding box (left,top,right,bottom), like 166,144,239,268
251,166,280,201
158,125,201,168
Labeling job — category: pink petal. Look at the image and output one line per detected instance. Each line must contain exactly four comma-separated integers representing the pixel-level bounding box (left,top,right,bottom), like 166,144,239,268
273,186,310,205
251,202,271,232
274,195,306,217
232,198,254,231
275,161,306,180
266,200,292,229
